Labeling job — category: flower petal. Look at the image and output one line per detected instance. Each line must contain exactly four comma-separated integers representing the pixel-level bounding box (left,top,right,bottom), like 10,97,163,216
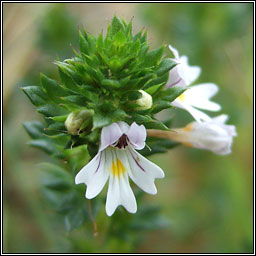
167,45,201,88
169,44,180,60
117,121,130,134
125,146,164,194
99,122,123,151
105,148,137,216
180,56,201,85
75,151,109,199
126,122,146,150
166,66,187,88
172,100,212,122
173,119,236,155
212,114,229,124
184,104,212,122
212,115,237,136
184,83,221,111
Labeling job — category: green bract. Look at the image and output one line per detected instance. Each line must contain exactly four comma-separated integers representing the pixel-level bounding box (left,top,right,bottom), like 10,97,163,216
22,16,183,158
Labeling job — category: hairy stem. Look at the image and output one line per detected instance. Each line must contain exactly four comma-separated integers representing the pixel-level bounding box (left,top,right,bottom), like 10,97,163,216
147,129,177,139
88,200,98,237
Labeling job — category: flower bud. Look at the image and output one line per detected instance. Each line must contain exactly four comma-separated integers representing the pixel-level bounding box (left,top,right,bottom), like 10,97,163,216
171,115,237,155
65,110,92,135
135,90,153,110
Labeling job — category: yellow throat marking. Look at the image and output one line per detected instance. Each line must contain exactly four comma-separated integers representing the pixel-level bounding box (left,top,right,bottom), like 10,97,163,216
178,93,186,102
111,158,126,178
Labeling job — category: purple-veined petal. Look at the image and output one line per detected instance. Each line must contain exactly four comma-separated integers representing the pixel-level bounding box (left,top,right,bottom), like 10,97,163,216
166,65,187,88
75,151,109,199
126,122,146,150
99,122,123,151
125,145,164,194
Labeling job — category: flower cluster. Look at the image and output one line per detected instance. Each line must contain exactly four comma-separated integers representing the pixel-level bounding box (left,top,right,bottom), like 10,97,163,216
23,16,236,218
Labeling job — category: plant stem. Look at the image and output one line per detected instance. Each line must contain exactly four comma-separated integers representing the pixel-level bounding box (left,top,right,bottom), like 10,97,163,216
88,200,98,237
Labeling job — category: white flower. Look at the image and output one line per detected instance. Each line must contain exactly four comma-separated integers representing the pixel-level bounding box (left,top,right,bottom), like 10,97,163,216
167,44,201,88
167,45,221,122
75,121,164,216
171,114,237,155
172,83,221,122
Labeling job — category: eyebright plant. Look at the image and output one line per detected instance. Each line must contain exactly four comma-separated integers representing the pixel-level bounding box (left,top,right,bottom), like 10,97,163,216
22,16,236,231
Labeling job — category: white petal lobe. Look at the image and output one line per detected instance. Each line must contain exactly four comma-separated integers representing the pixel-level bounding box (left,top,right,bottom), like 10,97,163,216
105,149,137,216
75,152,109,199
125,146,164,194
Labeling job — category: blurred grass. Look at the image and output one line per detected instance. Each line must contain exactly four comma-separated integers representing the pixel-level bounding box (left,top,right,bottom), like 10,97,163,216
3,3,253,253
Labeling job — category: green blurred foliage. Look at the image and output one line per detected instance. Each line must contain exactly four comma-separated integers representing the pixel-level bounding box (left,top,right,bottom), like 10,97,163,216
3,3,253,253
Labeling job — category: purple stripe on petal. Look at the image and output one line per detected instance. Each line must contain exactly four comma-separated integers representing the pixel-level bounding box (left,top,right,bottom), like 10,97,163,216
166,77,182,88
128,148,145,172
95,152,102,173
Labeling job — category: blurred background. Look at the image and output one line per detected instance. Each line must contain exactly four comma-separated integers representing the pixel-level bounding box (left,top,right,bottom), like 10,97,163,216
3,3,253,253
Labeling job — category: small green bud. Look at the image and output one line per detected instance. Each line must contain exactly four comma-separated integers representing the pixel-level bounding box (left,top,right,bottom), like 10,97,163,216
134,90,153,110
65,110,92,135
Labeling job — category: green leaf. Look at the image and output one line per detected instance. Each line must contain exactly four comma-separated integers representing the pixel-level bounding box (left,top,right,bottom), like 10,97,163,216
145,82,166,95
158,86,186,102
140,138,179,157
131,205,170,230
126,91,142,101
144,72,169,91
48,115,68,122
130,39,140,56
64,145,89,171
101,79,120,89
40,73,69,101
131,114,169,130
21,86,48,106
110,16,125,37
156,58,177,76
142,46,164,68
64,208,87,232
120,76,131,87
151,100,172,114
58,68,82,93
87,34,96,53
39,163,72,191
79,30,89,54
80,88,98,104
56,61,83,85
96,33,104,50
23,121,45,139
37,104,69,117
47,122,66,132
113,30,126,46
61,95,87,106
28,138,61,156
93,113,112,129
110,109,128,121
138,44,149,59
